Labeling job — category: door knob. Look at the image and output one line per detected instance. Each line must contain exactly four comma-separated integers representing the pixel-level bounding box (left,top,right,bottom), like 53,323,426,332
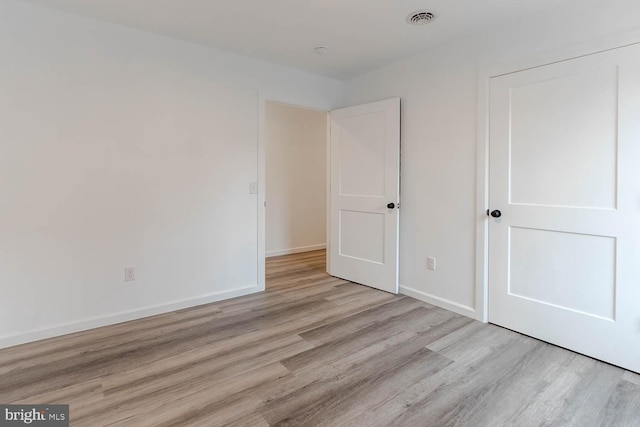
490,210,502,218
387,203,396,209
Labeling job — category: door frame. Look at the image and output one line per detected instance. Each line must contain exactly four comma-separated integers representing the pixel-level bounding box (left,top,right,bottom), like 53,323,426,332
257,95,331,291
474,28,640,322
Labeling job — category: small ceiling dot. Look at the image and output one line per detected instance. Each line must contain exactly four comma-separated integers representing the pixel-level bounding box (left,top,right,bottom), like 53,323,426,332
314,46,329,55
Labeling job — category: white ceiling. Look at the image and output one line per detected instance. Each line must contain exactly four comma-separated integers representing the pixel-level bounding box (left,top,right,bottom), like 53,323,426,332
19,0,580,79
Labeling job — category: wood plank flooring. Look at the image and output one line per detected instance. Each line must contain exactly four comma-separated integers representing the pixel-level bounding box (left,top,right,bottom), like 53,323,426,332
1,250,639,426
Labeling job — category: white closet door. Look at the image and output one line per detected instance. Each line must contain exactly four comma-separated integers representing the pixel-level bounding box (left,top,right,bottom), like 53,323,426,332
489,44,640,373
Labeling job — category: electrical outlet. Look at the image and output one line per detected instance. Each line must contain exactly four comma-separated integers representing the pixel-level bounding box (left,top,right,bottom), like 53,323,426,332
427,257,436,271
125,267,136,282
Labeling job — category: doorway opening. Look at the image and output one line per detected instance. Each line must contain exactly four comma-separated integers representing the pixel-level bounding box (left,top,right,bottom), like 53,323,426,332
264,101,329,290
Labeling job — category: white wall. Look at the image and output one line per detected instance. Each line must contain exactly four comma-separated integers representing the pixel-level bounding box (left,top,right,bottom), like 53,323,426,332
3,0,638,346
341,0,640,317
265,103,327,257
0,0,343,347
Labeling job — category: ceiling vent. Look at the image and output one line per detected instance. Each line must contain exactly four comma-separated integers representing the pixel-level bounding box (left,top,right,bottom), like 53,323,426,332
406,11,435,25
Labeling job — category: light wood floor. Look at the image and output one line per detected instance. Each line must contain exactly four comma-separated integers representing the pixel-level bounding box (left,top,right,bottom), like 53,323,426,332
1,250,639,426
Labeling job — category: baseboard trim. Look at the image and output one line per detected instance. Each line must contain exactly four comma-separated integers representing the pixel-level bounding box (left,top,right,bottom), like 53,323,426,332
400,285,476,319
0,285,261,349
266,244,326,258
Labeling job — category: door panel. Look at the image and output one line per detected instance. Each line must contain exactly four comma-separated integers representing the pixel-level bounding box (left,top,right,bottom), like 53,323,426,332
329,98,400,294
508,227,616,320
489,44,640,373
509,66,619,209
338,111,387,196
339,210,386,264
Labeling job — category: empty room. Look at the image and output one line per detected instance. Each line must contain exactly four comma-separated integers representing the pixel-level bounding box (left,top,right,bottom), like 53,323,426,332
1,0,639,426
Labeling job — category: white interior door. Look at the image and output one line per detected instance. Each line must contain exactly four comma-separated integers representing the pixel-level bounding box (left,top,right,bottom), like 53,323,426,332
328,98,400,294
489,44,640,373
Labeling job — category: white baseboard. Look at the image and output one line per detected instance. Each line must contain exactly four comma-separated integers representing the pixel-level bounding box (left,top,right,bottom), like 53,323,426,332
266,243,326,258
0,285,261,350
400,285,476,319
